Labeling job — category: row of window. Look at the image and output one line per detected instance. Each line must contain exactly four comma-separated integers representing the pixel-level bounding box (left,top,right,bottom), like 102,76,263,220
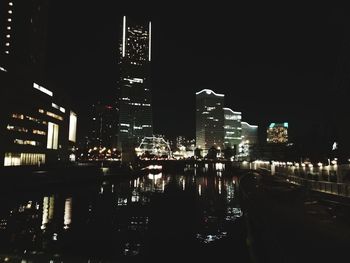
7,125,46,135
12,113,47,125
4,152,45,167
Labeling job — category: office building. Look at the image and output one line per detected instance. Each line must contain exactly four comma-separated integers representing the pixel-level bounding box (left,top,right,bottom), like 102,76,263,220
242,122,258,145
0,0,77,166
196,89,225,155
267,122,288,143
223,108,242,151
238,122,258,160
117,16,153,151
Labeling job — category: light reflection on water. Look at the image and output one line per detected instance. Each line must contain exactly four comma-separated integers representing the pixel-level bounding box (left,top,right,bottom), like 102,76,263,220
0,163,245,262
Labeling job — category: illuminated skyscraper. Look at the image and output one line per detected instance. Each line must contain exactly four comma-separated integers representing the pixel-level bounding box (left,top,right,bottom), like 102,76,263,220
196,89,225,155
117,16,153,151
223,108,242,150
267,122,288,143
242,122,258,145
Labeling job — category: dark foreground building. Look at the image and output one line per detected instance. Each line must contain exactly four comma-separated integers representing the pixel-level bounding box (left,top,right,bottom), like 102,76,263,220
0,0,77,166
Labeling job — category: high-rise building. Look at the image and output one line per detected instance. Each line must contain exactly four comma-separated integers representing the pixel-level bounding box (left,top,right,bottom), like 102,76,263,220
117,16,153,151
267,122,288,143
239,121,258,160
242,122,258,145
223,108,242,151
196,89,225,155
0,0,49,81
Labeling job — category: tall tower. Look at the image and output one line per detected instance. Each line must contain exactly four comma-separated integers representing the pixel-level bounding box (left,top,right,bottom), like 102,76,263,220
196,89,225,155
117,16,153,151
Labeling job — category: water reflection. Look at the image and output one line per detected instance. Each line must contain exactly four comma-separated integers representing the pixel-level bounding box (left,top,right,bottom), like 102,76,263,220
0,163,245,262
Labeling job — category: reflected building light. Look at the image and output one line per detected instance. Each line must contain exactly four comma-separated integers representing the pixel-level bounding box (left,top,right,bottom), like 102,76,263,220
41,196,54,230
148,173,162,181
198,184,202,196
182,179,185,191
162,180,165,192
63,198,72,230
218,180,222,194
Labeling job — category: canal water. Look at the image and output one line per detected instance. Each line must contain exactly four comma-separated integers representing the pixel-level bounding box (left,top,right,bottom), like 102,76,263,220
0,164,250,262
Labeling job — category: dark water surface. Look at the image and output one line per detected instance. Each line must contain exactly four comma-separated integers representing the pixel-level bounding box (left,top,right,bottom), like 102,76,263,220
0,164,250,262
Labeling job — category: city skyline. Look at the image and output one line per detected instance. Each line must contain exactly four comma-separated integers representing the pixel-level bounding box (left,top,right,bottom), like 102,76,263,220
44,4,348,142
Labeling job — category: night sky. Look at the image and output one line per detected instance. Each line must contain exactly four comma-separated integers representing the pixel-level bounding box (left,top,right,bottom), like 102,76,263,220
46,3,348,143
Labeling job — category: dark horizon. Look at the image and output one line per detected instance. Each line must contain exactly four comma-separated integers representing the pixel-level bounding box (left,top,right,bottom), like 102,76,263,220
45,3,349,144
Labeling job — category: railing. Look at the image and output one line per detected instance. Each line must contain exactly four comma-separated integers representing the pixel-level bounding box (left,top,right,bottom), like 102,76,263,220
281,174,350,198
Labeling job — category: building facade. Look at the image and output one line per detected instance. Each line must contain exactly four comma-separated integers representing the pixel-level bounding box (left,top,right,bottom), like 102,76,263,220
267,122,288,143
239,121,258,160
117,16,153,151
196,89,225,155
223,108,242,151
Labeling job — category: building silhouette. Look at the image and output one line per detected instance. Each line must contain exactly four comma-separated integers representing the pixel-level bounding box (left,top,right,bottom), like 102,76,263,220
117,16,153,152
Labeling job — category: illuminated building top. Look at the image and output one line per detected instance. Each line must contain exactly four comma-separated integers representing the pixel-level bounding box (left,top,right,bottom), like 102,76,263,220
267,122,288,143
196,89,225,97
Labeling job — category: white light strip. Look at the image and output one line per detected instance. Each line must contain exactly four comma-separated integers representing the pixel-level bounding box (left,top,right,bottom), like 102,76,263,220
223,108,242,114
241,122,258,128
149,21,151,61
122,16,126,57
0,66,7,72
33,83,53,97
195,89,224,97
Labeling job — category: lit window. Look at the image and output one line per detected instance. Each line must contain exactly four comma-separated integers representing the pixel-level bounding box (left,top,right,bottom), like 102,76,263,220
5,43,10,46
47,122,59,149
14,139,38,146
33,82,53,96
33,129,46,135
7,18,11,22
12,113,24,119
7,125,28,133
5,51,9,54
8,10,12,14
38,109,45,113
69,111,77,143
6,35,10,38
7,26,11,30
9,2,13,6
46,111,63,121
4,153,45,167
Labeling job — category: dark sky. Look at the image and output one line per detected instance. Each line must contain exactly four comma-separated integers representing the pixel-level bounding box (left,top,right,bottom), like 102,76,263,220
46,3,348,141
